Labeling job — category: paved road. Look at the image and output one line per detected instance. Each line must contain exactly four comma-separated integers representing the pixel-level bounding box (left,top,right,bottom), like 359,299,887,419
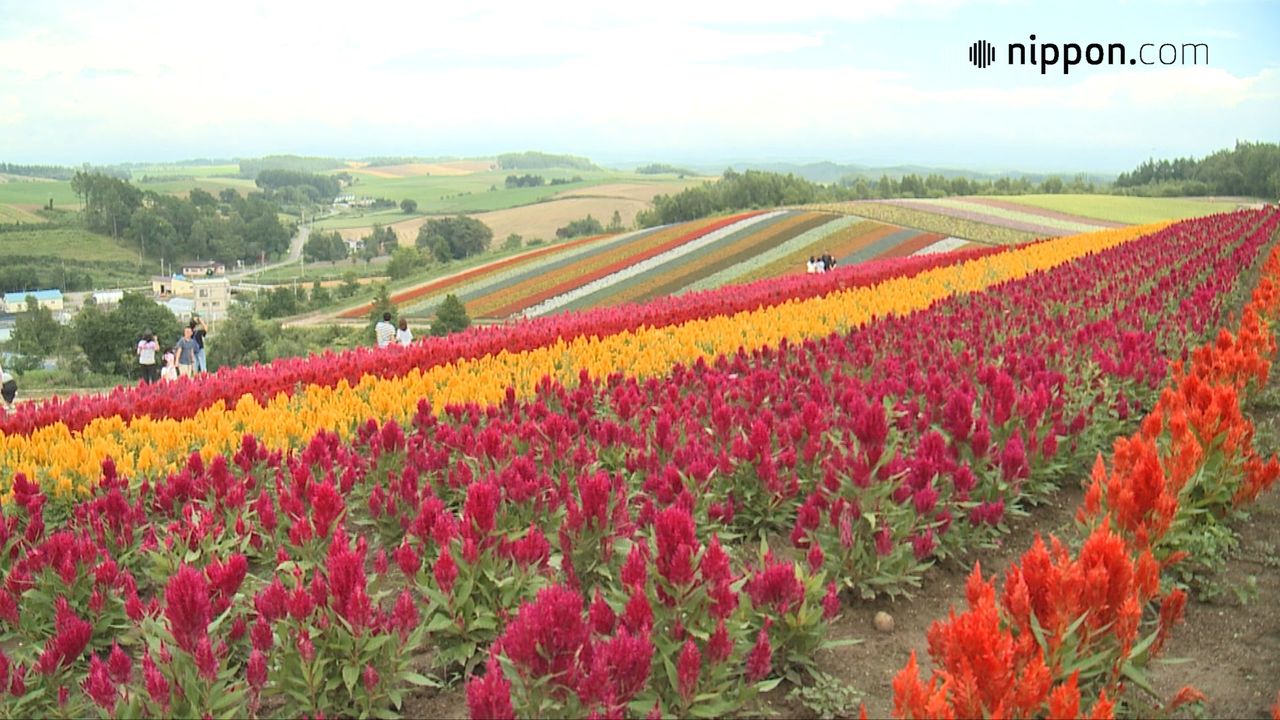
230,222,311,280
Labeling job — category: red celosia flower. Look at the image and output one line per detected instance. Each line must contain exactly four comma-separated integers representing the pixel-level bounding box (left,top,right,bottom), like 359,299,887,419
194,636,218,681
205,554,248,615
654,506,699,587
392,590,420,642
807,544,825,574
255,577,289,623
35,598,93,674
107,642,131,685
246,649,267,690
1047,672,1080,719
746,558,803,615
745,629,773,682
463,481,500,538
82,655,117,711
310,477,345,539
165,565,212,655
589,591,616,635
582,628,653,709
621,544,649,589
466,654,514,720
497,584,588,690
708,619,733,665
434,547,459,596
394,542,421,577
822,582,841,620
251,618,274,653
363,663,379,693
677,639,701,702
142,652,169,709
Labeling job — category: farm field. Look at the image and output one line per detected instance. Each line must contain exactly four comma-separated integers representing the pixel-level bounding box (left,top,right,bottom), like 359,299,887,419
0,206,1276,718
0,177,80,208
1002,193,1249,224
814,201,1042,245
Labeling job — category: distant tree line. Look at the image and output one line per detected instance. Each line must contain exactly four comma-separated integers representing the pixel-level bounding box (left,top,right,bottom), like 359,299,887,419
1114,141,1280,199
637,169,1100,226
556,215,604,239
0,163,77,180
237,155,345,178
497,151,598,171
505,174,545,188
635,163,695,176
70,171,292,265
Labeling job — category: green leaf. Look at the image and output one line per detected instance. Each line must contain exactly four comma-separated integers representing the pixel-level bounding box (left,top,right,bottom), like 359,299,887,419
400,671,440,688
343,664,359,691
755,677,784,692
819,638,864,650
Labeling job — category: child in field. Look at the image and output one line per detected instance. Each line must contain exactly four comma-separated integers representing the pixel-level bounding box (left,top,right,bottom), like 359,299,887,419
160,351,178,382
0,359,15,410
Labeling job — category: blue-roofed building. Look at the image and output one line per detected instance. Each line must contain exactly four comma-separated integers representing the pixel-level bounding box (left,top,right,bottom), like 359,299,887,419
1,289,63,314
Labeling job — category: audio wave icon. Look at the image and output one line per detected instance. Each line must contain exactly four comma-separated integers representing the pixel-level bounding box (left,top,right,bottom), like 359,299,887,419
969,39,996,68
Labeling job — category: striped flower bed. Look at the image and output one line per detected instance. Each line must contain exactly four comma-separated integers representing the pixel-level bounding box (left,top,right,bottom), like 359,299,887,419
912,236,972,255
883,198,1102,235
682,216,871,291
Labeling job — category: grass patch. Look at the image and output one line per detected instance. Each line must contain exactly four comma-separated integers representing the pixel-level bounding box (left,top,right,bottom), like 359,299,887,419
1001,194,1248,224
0,179,79,207
0,204,48,223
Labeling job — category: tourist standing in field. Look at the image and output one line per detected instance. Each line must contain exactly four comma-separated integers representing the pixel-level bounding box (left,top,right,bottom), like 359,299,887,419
174,327,199,379
396,318,413,347
160,350,178,382
375,312,396,348
190,316,209,373
136,331,160,384
0,359,15,409
807,256,818,274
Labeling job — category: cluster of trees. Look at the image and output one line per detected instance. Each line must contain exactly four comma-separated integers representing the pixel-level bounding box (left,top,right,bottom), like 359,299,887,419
0,163,79,181
415,216,492,262
496,152,598,171
556,215,605,239
302,231,350,263
505,174,546,188
69,172,292,265
841,172,1093,200
635,163,695,176
1115,141,1280,198
254,170,342,203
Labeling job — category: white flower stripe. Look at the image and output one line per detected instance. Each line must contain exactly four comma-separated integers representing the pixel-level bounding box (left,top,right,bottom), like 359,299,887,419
911,237,971,256
521,211,789,318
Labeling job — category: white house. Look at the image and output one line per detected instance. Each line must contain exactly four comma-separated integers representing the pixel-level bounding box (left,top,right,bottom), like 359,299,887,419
191,276,231,320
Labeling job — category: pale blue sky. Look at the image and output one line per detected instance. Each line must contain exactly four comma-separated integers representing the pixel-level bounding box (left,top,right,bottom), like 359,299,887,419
0,0,1275,172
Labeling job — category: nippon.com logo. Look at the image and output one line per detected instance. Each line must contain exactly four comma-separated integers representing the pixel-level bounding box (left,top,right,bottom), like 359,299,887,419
967,35,1209,74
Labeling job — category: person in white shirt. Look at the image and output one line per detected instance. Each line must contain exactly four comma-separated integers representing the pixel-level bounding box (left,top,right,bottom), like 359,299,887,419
807,257,817,274
375,312,396,348
0,359,15,409
136,332,160,384
396,318,413,347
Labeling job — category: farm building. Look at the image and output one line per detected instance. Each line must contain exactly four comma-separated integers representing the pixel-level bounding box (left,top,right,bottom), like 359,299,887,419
92,289,124,306
192,276,230,320
165,297,195,321
152,274,193,298
181,260,226,277
1,289,64,314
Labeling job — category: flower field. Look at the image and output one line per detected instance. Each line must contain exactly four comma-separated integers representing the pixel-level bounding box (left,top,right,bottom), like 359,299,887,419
0,207,1277,718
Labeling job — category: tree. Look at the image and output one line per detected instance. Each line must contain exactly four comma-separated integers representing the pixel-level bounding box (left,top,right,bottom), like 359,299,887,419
556,215,604,239
309,280,332,307
607,210,624,233
74,294,180,375
400,198,418,213
11,297,62,359
430,294,470,336
415,216,493,260
205,305,266,370
387,246,427,280
338,271,360,298
259,286,303,319
503,233,523,251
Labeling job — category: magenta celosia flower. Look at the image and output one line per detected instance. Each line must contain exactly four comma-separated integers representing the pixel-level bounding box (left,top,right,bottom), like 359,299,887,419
589,591,616,635
621,588,653,634
253,490,278,533
874,526,894,557
164,565,211,655
466,654,514,720
677,639,701,702
107,642,131,685
289,585,315,621
654,506,698,587
255,577,289,622
497,584,588,687
510,527,551,569
434,547,459,596
746,559,803,615
205,554,248,615
582,628,653,708
82,655,117,711
35,598,93,674
8,662,24,697
822,582,841,620
228,615,247,643
392,590,419,642
700,535,731,585
807,544,825,574
708,619,733,665
362,663,379,693
246,649,267,690
373,549,389,575
297,630,315,663
910,530,937,561
1000,433,1029,483
310,477,345,539
463,481,499,538
142,652,169,709
621,544,649,589
194,636,218,682
325,532,370,629
745,629,773,682
394,542,421,577
251,618,274,653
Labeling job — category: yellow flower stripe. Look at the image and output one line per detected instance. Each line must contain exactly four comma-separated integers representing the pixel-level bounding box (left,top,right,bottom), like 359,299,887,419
0,223,1167,498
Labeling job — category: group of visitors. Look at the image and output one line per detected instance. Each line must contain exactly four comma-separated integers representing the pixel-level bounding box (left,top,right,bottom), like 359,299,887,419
374,312,414,348
136,317,209,383
806,252,838,274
